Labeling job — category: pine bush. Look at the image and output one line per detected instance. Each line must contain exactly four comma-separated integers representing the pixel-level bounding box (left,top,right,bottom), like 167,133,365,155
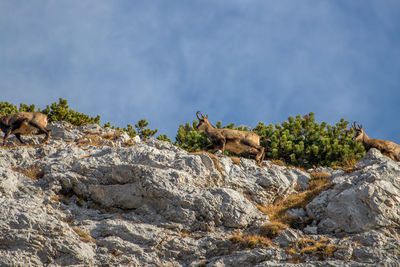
1,99,362,166
41,98,101,126
0,99,169,142
175,112,365,167
175,120,210,152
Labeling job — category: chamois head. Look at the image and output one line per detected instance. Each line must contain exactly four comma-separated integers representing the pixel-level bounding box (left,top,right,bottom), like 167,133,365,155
195,111,211,132
351,122,365,142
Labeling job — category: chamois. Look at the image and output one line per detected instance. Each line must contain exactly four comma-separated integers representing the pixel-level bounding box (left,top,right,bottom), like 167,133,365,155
0,112,51,146
195,111,267,165
351,122,400,161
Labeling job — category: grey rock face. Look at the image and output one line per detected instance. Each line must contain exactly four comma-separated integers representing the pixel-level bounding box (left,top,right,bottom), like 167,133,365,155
1,124,400,266
307,149,400,235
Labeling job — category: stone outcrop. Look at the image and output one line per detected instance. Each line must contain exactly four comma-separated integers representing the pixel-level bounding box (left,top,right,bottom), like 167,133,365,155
0,122,399,266
307,148,400,236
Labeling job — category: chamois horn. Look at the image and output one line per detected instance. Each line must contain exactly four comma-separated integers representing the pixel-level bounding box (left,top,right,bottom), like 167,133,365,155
196,111,202,120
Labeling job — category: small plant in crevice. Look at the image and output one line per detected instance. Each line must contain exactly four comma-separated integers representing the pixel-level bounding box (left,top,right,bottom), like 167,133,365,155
13,165,45,180
76,134,104,147
259,221,288,239
230,156,241,165
190,151,224,175
289,237,347,261
230,233,272,249
72,227,97,243
50,195,60,202
157,134,171,143
135,119,158,141
257,171,332,232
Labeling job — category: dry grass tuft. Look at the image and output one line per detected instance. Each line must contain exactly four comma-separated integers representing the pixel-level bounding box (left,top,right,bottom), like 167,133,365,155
342,165,363,174
257,171,333,229
296,237,316,249
110,248,123,257
293,238,346,260
181,232,190,238
300,243,343,259
308,171,331,191
270,159,285,166
0,140,37,149
259,221,288,239
190,151,224,175
332,158,362,173
180,231,202,239
230,156,241,165
76,134,104,147
243,194,252,202
101,130,122,140
294,182,302,192
77,131,134,147
206,152,224,174
309,171,331,180
286,248,303,264
343,158,360,167
13,165,44,180
353,241,364,247
123,138,137,147
50,195,60,202
72,227,97,243
230,233,272,249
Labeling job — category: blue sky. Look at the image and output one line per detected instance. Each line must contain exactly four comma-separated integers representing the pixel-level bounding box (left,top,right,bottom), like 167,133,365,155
1,1,400,142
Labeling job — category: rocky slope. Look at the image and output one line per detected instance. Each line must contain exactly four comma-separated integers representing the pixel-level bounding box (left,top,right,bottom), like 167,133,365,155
0,122,399,266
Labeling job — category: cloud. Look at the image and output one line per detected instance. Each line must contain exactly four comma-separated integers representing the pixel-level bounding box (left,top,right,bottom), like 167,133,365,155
1,1,399,142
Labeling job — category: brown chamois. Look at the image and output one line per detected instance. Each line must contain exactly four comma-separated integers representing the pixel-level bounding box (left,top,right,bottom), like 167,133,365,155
195,111,267,166
351,122,400,161
0,112,51,146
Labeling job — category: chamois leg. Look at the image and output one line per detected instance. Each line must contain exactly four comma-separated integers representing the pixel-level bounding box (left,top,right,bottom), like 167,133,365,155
241,140,265,165
205,143,216,151
2,127,11,146
214,141,226,156
253,147,265,166
384,152,395,161
29,122,51,144
250,148,262,166
214,135,226,155
395,152,400,162
205,141,222,153
210,136,226,156
15,133,25,144
42,129,51,143
221,140,226,156
256,146,265,164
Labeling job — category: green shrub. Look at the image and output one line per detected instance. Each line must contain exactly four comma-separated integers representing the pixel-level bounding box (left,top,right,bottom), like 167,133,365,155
0,98,102,126
254,112,365,167
0,102,35,115
41,98,100,126
157,134,172,143
175,112,365,168
175,120,210,152
135,119,158,141
0,99,170,142
1,99,363,166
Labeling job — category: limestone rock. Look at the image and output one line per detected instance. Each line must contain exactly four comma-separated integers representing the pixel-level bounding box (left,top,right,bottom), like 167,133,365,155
307,149,400,235
1,123,400,266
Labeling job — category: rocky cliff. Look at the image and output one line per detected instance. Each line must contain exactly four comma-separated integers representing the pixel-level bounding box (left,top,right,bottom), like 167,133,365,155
0,122,399,266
